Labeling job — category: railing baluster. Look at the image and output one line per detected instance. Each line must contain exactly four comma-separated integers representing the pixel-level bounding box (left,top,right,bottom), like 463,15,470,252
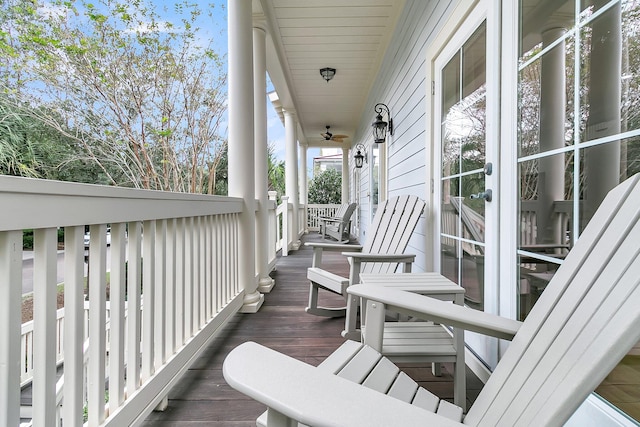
0,231,22,427
212,216,220,313
221,215,231,305
233,214,240,295
166,218,176,356
184,217,193,339
192,217,200,329
204,215,212,320
199,216,206,326
127,221,142,394
175,218,185,346
20,329,28,385
87,224,107,425
142,220,156,382
154,219,166,367
63,226,85,426
109,223,127,413
33,228,58,426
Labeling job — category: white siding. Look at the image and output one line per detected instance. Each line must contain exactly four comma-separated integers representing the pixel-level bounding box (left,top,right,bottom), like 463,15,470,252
352,0,457,271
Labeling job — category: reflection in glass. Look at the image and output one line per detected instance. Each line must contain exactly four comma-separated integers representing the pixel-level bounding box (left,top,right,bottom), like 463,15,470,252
518,36,574,157
518,0,640,420
518,155,573,320
520,0,575,57
371,146,379,218
441,176,461,288
581,137,640,233
440,21,487,312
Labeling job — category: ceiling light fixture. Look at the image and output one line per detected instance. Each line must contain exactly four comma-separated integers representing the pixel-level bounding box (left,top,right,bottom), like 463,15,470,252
320,67,336,82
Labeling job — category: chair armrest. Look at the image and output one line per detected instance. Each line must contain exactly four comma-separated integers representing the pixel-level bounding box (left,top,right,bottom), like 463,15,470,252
348,284,521,340
305,242,363,251
318,216,341,222
343,253,416,262
306,242,362,268
223,341,462,427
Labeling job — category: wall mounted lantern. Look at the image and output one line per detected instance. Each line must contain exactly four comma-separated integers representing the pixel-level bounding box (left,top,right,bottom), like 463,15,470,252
372,103,393,143
320,67,336,82
353,144,367,169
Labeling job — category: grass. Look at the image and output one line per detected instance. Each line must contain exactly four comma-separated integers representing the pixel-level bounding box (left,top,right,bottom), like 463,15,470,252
21,273,111,323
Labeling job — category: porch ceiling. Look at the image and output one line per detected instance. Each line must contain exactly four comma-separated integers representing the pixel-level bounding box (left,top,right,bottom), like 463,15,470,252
254,0,406,149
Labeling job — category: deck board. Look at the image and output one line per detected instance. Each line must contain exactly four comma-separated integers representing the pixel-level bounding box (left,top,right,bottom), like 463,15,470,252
142,233,483,426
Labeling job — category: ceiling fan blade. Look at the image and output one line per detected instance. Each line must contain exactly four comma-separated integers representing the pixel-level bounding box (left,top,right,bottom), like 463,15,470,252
332,134,348,139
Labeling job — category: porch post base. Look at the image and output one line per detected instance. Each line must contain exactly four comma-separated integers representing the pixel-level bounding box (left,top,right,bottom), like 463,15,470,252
258,277,275,293
240,293,265,313
292,240,301,250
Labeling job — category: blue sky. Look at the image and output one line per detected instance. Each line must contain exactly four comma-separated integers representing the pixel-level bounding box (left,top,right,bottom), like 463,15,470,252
163,1,291,165
67,0,317,170
163,0,319,170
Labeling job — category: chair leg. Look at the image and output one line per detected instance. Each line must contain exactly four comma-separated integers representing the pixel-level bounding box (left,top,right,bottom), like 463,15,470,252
432,363,442,377
266,408,297,427
341,294,361,340
454,358,467,412
305,282,347,317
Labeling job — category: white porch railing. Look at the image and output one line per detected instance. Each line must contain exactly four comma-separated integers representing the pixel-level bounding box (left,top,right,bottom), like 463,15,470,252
307,204,342,232
272,197,309,257
0,176,246,427
19,303,96,389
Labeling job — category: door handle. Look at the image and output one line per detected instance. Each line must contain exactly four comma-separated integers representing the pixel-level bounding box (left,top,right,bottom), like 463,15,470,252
470,189,492,202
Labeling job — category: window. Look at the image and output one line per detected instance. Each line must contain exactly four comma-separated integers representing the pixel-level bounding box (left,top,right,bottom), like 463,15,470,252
519,0,640,420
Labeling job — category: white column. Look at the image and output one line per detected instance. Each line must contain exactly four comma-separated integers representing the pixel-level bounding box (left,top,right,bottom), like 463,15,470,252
538,28,566,246
342,147,349,204
584,1,621,219
228,0,263,312
300,142,308,233
254,23,274,292
284,109,301,249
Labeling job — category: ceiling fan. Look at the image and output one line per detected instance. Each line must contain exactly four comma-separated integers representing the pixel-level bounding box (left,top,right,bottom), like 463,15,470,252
320,125,348,143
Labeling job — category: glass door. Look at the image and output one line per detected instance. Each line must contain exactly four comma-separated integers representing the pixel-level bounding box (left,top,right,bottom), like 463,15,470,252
434,0,500,368
518,0,640,421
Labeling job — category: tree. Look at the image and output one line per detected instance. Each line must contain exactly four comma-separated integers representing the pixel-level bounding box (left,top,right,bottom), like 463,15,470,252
308,169,342,204
267,142,285,202
1,0,227,192
0,95,111,182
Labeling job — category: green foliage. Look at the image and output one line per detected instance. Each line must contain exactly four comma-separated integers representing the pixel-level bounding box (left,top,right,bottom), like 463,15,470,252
308,169,342,204
267,142,285,202
23,229,33,249
0,0,228,192
0,95,114,182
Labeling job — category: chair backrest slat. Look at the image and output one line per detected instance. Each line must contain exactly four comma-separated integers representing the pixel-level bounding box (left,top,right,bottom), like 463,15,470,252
342,203,357,224
334,203,349,218
361,195,425,275
465,175,640,426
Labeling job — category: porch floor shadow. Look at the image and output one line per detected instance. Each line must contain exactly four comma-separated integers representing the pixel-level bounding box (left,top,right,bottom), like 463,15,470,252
142,233,484,426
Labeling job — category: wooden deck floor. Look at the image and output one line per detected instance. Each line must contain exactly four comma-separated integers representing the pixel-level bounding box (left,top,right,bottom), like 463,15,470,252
142,233,484,426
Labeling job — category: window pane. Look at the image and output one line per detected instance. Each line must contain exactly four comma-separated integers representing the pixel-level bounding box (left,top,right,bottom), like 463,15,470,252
462,22,486,99
518,36,574,157
518,155,572,320
520,0,575,58
441,177,460,238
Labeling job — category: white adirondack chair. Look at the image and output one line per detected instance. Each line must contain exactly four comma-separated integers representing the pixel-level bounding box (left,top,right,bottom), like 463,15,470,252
319,202,357,243
305,195,425,320
224,174,640,427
